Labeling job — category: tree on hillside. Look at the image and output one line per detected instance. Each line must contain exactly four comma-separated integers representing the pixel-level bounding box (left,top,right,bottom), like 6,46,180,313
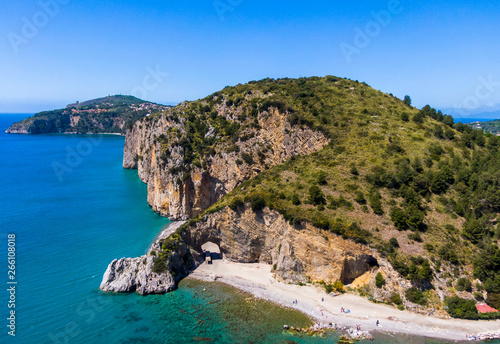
462,219,484,244
390,206,407,231
403,95,412,106
308,185,326,205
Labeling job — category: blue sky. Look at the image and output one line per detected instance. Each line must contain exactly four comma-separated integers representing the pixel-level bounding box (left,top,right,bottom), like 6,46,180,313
1,0,500,115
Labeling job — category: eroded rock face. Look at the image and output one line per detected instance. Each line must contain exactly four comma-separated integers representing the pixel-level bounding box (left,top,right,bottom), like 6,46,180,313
100,256,175,294
123,108,329,220
101,207,380,294
100,221,191,295
181,206,379,284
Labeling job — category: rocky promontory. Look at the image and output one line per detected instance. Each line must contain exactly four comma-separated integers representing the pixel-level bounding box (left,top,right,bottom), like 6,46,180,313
100,221,188,294
102,76,500,321
6,95,168,135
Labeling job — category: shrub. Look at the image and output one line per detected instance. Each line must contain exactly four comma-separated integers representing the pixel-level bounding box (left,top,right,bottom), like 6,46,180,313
474,291,484,301
327,195,353,210
391,258,409,277
445,296,478,319
408,258,433,284
413,112,424,123
308,185,326,205
438,244,459,265
408,232,422,242
333,281,344,292
369,190,383,215
316,171,328,185
350,165,359,175
375,272,386,288
249,194,266,211
462,219,484,244
389,237,399,248
241,153,254,165
152,257,167,274
405,287,426,305
487,292,500,310
354,191,366,204
229,198,244,211
162,234,182,252
456,278,472,292
291,193,301,205
390,206,407,231
390,293,403,305
312,215,330,230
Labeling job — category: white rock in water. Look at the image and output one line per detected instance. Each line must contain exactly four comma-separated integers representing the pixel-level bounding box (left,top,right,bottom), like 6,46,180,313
100,221,187,295
100,256,176,295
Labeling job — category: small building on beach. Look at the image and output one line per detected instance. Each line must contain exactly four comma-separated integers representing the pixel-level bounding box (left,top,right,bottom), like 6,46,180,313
476,304,499,313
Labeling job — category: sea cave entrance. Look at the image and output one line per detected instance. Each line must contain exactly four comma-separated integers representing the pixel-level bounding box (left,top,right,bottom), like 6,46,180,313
201,241,222,264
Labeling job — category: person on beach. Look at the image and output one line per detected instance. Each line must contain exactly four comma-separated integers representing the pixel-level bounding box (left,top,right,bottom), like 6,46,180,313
376,320,379,326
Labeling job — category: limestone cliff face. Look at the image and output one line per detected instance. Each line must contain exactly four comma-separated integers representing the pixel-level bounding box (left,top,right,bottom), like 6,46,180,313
180,206,379,284
123,106,329,220
101,206,381,294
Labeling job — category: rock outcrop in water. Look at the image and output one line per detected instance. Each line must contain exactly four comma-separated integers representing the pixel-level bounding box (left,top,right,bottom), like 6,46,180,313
100,221,191,294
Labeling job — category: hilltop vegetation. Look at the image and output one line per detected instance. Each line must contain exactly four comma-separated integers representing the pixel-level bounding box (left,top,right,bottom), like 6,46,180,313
6,95,168,135
137,76,499,318
469,119,500,135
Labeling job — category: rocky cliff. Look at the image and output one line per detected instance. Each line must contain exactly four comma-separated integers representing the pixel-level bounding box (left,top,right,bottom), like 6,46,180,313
101,206,382,294
123,104,329,220
100,204,475,317
179,206,379,285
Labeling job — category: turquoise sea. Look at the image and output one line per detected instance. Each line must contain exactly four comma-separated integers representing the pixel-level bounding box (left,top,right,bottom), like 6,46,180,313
1,113,496,344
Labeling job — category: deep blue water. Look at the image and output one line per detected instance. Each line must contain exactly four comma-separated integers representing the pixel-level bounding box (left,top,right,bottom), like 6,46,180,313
0,113,497,344
0,114,312,344
453,117,492,123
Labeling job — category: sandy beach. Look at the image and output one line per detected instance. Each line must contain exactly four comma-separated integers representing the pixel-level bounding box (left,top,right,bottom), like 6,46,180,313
188,256,500,341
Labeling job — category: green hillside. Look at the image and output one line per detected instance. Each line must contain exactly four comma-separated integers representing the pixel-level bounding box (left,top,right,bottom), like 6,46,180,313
469,119,500,135
145,76,500,319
